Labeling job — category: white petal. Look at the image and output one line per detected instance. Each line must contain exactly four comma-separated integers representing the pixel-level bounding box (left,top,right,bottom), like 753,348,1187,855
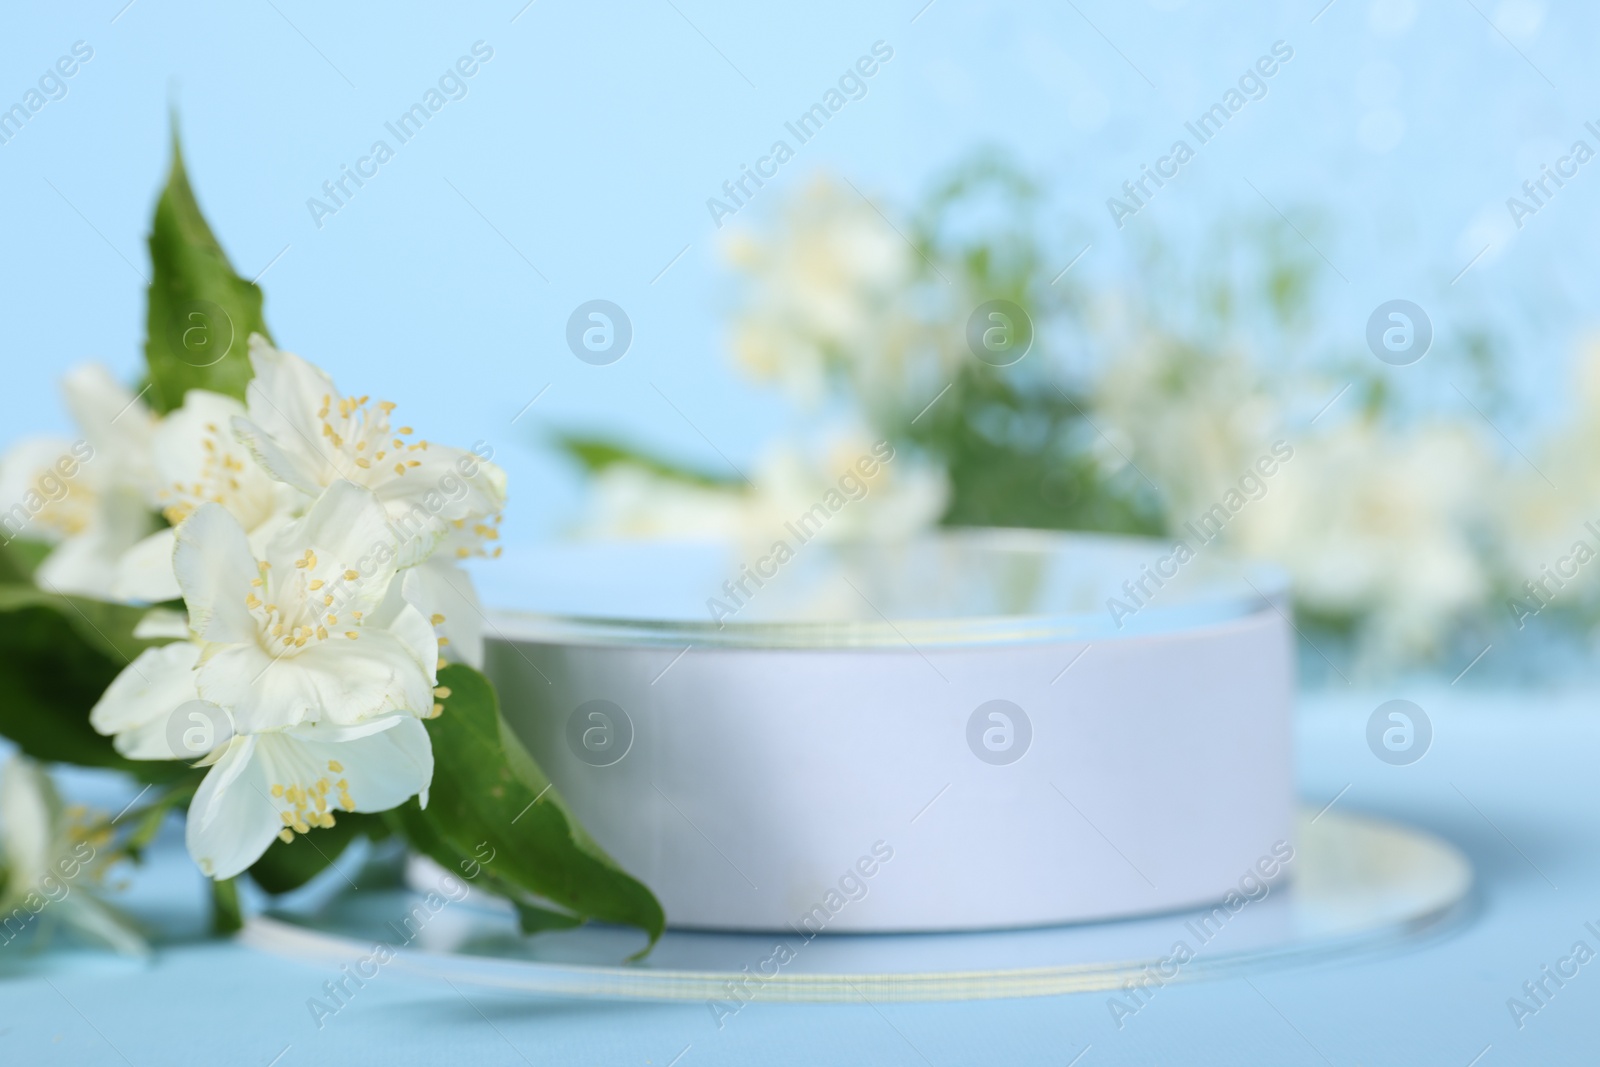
403,561,483,668
185,735,280,880
185,719,434,880
133,608,191,640
197,628,433,731
235,336,341,493
173,503,260,644
115,698,233,762
372,445,507,525
0,436,77,542
264,480,399,618
387,600,443,682
276,716,433,813
110,527,181,603
150,391,247,488
0,757,61,894
35,534,120,599
61,363,157,484
34,488,157,600
89,641,201,736
231,414,325,498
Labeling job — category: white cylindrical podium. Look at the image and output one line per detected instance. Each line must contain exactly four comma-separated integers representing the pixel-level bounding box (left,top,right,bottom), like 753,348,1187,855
482,530,1294,932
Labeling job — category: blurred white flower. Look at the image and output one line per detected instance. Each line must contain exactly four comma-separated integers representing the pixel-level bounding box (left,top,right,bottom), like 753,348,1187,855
1093,338,1279,521
575,431,948,548
725,176,939,412
1232,420,1496,655
1496,337,1600,608
0,756,144,955
0,365,159,598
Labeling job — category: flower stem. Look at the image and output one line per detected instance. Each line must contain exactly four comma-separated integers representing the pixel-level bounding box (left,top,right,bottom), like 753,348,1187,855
209,875,243,935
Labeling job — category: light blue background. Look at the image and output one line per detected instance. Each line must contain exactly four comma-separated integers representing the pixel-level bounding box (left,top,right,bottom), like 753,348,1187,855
4,5,1598,1060
1,0,1594,542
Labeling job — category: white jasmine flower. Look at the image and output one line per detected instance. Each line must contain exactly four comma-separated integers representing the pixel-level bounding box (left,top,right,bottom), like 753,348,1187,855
92,480,437,743
89,479,442,879
0,756,144,955
112,389,299,603
231,336,506,567
171,478,440,732
91,642,435,879
0,364,159,598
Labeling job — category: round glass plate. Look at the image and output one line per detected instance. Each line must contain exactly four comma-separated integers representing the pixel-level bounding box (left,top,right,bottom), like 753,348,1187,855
241,809,1471,1002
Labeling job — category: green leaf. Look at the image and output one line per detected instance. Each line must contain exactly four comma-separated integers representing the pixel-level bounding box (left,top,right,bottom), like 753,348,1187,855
0,538,50,583
398,664,664,951
143,128,271,413
247,812,386,895
387,792,583,933
0,585,158,665
551,433,742,490
0,594,193,783
510,899,586,936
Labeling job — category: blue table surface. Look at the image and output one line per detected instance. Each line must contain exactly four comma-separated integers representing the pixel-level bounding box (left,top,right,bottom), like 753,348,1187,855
2,683,1596,1066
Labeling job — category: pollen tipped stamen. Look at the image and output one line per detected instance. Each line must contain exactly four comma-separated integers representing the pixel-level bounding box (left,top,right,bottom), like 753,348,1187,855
275,775,354,840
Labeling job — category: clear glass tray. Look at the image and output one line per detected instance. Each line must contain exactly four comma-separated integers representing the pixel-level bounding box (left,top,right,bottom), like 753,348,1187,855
242,809,1471,1002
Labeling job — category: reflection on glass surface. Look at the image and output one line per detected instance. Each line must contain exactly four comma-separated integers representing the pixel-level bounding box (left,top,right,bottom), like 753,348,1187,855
478,529,1289,648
